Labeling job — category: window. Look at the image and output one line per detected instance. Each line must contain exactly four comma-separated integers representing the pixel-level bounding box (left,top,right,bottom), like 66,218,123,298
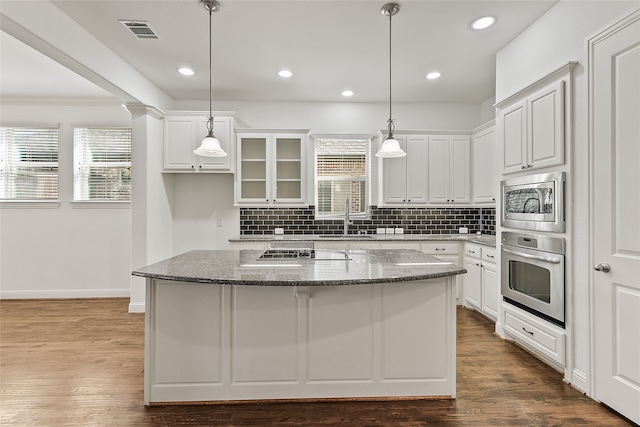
315,137,371,218
0,126,59,200
74,127,131,201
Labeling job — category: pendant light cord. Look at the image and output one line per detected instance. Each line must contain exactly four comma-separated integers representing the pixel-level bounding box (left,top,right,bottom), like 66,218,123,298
387,7,395,139
207,4,214,134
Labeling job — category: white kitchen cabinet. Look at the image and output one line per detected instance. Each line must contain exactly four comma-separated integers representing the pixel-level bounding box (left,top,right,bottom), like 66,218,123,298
463,245,482,310
163,112,236,172
428,136,470,204
228,242,268,251
463,244,497,321
498,79,565,175
382,135,429,204
480,248,498,320
502,301,565,367
235,130,309,206
471,122,496,204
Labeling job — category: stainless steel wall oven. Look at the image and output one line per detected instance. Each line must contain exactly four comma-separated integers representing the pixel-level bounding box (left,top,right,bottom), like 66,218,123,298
501,231,566,327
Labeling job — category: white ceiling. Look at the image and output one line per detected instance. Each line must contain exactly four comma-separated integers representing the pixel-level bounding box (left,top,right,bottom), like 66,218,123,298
0,0,558,104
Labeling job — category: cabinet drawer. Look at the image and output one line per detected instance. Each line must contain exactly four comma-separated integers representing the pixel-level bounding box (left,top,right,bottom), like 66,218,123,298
421,243,460,255
502,303,565,365
482,248,497,263
464,244,482,259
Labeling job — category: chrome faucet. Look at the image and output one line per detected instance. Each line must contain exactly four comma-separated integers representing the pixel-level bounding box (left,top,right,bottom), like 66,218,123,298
344,197,352,235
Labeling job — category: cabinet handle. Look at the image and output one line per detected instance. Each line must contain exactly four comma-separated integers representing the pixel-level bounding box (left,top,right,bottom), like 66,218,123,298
522,327,534,336
468,250,476,254
191,165,195,169
198,165,202,169
486,254,494,259
527,164,533,168
521,165,526,170
435,248,445,251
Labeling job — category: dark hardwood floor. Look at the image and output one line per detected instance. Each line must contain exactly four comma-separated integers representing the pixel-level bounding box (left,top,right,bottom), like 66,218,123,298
0,298,631,426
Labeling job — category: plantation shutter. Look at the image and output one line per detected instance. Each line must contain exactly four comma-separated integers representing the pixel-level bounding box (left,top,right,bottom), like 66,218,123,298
0,126,59,200
315,138,369,216
73,127,131,201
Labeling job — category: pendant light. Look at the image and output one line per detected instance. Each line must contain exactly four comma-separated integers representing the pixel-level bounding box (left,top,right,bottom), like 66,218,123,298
194,0,227,157
375,2,406,158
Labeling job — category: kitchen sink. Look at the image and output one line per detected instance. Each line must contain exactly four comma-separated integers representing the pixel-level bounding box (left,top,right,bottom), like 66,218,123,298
317,235,374,239
259,249,351,260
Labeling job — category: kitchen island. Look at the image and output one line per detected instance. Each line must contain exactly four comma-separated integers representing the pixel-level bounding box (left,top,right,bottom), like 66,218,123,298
132,248,466,406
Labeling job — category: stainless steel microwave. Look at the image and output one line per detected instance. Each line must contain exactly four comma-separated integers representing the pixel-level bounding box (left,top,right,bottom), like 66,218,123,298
500,172,565,233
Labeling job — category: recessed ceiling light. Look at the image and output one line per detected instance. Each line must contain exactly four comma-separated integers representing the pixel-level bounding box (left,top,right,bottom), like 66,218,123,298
426,72,441,80
178,67,195,76
278,70,293,78
342,90,354,97
472,16,496,30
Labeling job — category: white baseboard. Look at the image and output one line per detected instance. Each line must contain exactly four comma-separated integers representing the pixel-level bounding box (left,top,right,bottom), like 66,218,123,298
128,301,145,313
0,289,130,299
570,368,589,395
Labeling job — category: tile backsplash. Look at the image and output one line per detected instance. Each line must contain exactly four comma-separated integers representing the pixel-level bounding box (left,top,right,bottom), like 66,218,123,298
240,206,496,236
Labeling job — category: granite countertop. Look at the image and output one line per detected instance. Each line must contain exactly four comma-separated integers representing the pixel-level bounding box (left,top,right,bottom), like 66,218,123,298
229,233,496,247
132,249,467,287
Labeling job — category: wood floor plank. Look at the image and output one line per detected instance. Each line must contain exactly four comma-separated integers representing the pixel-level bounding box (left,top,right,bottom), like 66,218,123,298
0,299,632,426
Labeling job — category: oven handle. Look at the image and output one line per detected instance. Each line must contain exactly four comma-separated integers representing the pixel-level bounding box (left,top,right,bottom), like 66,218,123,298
502,247,562,264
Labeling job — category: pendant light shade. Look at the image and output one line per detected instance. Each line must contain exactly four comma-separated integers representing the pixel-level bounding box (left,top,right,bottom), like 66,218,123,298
194,0,227,158
376,2,406,158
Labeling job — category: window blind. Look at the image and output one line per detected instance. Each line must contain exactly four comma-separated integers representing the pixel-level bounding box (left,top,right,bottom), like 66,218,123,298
0,126,59,200
315,138,370,216
73,127,131,201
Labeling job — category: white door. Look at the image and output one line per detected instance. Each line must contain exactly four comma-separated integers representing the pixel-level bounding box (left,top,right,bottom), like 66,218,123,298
591,10,640,425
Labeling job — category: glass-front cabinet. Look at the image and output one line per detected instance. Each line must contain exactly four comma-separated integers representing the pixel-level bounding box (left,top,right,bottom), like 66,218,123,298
236,130,308,206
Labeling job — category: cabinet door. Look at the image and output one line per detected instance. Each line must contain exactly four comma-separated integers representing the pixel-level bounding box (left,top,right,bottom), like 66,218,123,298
196,116,234,172
481,262,498,321
527,80,564,170
274,136,304,204
238,135,268,203
405,136,428,203
472,127,496,203
382,136,408,203
463,257,482,310
428,136,450,203
164,117,196,171
500,100,528,174
449,136,470,203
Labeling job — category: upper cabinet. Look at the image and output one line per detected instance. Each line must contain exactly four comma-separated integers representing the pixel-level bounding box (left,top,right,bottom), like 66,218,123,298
428,135,471,204
163,111,240,173
497,62,576,175
472,122,496,204
382,135,429,204
235,129,309,206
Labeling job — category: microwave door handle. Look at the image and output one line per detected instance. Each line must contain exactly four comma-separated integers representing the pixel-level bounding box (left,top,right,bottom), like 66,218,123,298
502,248,562,264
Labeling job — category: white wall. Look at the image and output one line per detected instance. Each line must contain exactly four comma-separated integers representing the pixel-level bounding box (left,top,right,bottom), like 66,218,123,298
171,173,238,253
495,0,640,394
173,100,483,132
0,102,132,298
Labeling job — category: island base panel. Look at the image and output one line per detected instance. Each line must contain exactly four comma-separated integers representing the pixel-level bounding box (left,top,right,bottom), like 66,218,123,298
144,279,456,405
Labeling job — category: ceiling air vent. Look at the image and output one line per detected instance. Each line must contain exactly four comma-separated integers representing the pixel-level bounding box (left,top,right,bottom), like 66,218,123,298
119,20,160,40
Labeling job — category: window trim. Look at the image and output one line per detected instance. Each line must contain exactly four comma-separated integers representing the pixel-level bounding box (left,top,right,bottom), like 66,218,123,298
73,127,132,202
313,135,373,220
0,125,60,202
